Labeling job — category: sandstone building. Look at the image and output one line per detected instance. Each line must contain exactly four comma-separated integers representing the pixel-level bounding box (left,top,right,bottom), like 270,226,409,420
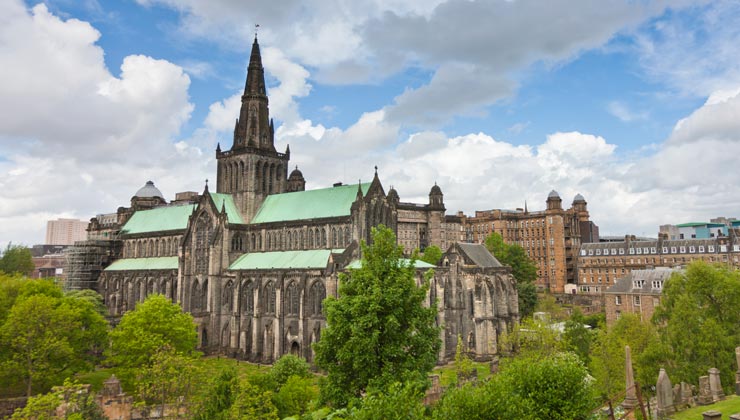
460,192,598,293
576,234,740,294
81,38,519,364
603,267,679,326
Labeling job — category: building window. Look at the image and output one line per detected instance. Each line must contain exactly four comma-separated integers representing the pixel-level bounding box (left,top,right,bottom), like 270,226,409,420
651,247,657,254
633,295,641,306
629,248,635,255
671,247,677,253
615,295,622,305
689,246,695,253
708,245,715,252
619,248,625,255
680,246,686,253
662,247,668,253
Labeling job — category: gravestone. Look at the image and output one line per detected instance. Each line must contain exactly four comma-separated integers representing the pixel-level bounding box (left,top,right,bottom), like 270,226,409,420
680,381,695,407
697,375,713,405
708,368,725,402
623,345,638,409
656,368,675,417
702,410,722,420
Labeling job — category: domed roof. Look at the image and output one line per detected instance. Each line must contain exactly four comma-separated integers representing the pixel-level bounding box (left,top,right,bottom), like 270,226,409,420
134,181,164,199
547,190,560,199
430,183,443,195
573,193,586,203
289,166,304,180
387,186,399,200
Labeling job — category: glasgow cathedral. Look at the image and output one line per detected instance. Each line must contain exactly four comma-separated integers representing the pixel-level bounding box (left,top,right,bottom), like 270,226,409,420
84,38,519,364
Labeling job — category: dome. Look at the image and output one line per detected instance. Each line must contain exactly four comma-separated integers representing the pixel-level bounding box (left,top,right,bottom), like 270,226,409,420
547,190,560,199
387,186,399,201
430,183,443,195
134,181,164,199
573,193,586,203
289,166,304,180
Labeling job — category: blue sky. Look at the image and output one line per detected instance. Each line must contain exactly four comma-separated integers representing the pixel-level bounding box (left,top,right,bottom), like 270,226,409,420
2,0,740,246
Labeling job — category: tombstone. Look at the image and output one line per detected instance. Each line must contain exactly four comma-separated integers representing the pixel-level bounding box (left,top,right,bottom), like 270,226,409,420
623,345,638,409
672,383,680,409
702,410,722,420
656,368,675,417
102,375,123,397
708,368,725,402
729,414,740,420
680,381,695,407
489,356,500,374
697,375,713,405
736,346,740,396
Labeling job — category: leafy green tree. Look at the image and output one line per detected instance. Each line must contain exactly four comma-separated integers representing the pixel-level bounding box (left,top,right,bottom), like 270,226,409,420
498,316,564,357
65,289,107,316
351,381,427,420
0,273,25,325
0,244,34,277
589,313,659,400
135,345,201,416
650,261,740,389
563,309,595,365
314,225,441,408
11,379,107,420
454,335,474,383
273,375,317,419
484,232,538,317
420,245,443,265
228,380,279,420
107,294,197,388
268,354,311,389
193,367,239,420
0,292,107,396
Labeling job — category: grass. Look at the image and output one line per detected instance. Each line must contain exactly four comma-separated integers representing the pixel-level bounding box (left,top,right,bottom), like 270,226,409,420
670,394,740,420
432,361,492,388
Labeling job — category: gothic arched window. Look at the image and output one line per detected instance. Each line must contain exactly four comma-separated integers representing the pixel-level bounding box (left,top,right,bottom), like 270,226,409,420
264,281,276,314
222,281,234,311
308,281,326,316
241,280,254,314
195,213,211,275
285,282,299,316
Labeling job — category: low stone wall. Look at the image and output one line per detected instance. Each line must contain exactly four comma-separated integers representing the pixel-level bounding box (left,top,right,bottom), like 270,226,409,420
0,397,28,418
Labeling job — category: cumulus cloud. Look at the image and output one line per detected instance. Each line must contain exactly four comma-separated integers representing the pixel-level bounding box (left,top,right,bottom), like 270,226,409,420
0,1,205,247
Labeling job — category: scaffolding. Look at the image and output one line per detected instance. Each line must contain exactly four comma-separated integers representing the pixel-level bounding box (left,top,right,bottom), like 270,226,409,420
64,239,122,291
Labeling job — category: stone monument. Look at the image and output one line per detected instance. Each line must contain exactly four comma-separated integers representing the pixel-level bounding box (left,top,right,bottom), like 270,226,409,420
708,367,725,402
698,375,713,405
656,368,675,417
623,345,638,409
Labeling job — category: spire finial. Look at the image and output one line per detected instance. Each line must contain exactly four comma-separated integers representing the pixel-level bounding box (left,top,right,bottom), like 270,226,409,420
254,24,260,40
374,165,378,174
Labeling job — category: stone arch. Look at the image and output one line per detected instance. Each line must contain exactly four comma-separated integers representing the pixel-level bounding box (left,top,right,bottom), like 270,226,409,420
222,280,234,312
239,160,245,190
321,228,326,247
221,322,230,348
287,231,292,250
308,229,314,248
261,161,268,193
191,280,200,312
201,326,208,348
255,161,262,193
268,163,274,194
299,230,304,249
344,226,350,246
290,341,300,356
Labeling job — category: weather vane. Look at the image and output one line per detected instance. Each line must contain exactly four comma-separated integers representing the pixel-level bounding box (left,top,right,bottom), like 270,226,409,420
255,24,260,39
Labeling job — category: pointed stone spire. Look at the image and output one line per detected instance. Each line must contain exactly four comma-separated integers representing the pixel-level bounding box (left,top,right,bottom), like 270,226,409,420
285,143,290,155
623,345,638,409
216,142,221,153
245,36,266,96
221,202,226,215
524,200,528,214
355,180,364,200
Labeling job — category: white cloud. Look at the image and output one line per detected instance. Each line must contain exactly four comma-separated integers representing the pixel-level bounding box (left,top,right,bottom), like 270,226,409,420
0,1,205,248
607,101,649,122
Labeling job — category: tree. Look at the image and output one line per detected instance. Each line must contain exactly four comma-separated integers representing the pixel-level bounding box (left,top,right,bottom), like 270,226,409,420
484,232,538,317
454,335,474,383
650,261,740,389
65,289,107,317
107,294,197,387
273,375,317,419
420,245,443,265
11,379,106,420
314,225,441,408
0,292,107,397
0,244,34,277
135,345,201,417
228,381,279,420
562,309,595,365
589,313,659,400
498,316,564,357
193,367,239,420
268,354,311,389
351,381,426,420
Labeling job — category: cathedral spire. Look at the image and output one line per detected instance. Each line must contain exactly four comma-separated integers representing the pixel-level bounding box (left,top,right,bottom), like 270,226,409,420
244,37,266,97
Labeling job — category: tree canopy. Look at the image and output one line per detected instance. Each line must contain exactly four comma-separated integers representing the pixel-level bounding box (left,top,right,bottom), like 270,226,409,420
0,244,34,277
484,232,538,317
419,245,443,265
650,261,740,389
107,294,197,386
0,283,108,397
314,225,441,408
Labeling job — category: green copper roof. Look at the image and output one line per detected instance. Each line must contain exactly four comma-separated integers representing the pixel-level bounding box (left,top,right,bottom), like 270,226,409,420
104,257,179,271
346,259,435,269
228,249,344,270
210,193,244,224
251,183,370,224
121,204,196,235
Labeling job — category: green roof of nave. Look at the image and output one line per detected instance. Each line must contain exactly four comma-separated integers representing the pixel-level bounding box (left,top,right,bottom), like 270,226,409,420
251,183,371,224
228,249,345,270
345,259,435,269
209,193,244,224
104,256,179,271
121,204,197,235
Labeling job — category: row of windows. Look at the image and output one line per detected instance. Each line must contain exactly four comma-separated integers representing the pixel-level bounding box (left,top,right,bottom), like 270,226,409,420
124,237,179,258
582,244,740,257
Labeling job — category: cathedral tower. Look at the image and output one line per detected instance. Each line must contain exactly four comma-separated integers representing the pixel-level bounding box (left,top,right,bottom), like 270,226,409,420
216,37,290,222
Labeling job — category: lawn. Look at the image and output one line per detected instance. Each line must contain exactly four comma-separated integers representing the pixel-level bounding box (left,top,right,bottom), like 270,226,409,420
432,361,492,388
670,395,740,420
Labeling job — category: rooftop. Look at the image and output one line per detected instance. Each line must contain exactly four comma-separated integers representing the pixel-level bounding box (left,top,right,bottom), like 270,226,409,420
251,183,370,224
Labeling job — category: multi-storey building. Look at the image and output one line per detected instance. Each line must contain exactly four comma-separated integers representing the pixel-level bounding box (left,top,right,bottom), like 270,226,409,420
46,218,88,245
577,234,740,294
461,192,598,293
603,267,678,326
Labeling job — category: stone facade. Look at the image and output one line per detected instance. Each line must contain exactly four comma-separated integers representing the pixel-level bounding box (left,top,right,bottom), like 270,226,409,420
89,38,518,365
577,234,740,294
460,192,598,293
603,267,678,326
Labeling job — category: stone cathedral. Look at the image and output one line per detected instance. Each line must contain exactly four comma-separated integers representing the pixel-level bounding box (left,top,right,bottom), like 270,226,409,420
92,38,519,364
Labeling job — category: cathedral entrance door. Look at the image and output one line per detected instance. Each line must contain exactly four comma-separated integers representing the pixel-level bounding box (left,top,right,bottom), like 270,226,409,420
290,341,300,356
